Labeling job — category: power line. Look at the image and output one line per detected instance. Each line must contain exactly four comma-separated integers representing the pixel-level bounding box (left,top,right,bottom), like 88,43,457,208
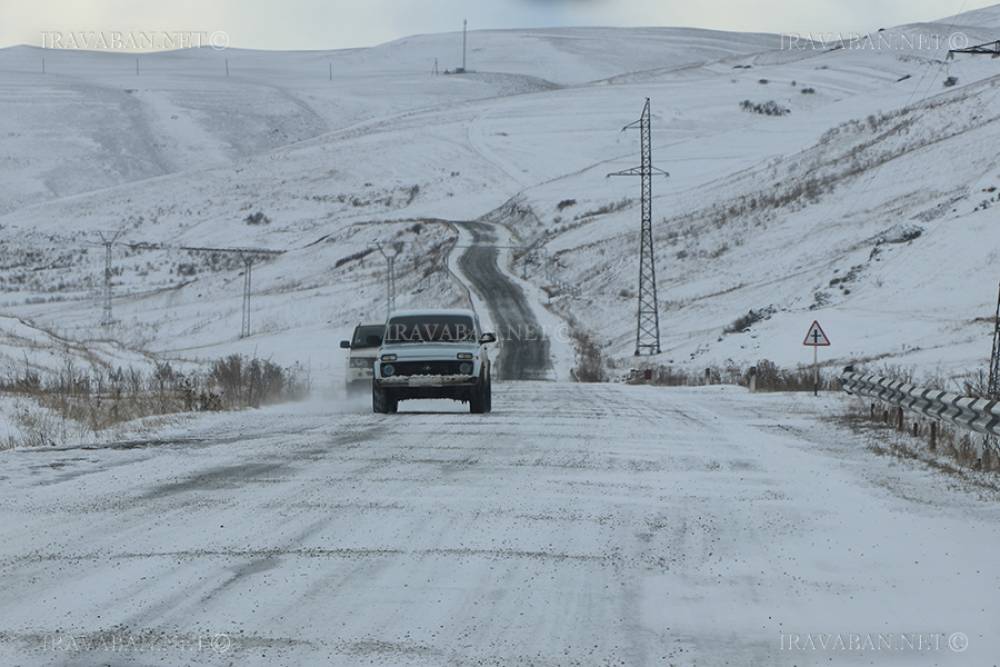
608,98,670,356
122,241,282,339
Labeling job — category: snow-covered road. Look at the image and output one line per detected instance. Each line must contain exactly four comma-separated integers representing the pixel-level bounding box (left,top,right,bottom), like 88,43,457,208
2,383,999,665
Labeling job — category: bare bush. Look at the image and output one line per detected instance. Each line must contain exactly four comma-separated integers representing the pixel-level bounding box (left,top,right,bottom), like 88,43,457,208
740,100,790,116
569,330,607,383
723,306,775,334
243,211,271,225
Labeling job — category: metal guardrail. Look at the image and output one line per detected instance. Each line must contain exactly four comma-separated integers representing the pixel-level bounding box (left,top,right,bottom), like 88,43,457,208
840,370,1000,437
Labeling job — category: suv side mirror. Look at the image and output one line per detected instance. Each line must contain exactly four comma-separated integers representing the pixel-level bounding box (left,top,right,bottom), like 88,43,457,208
339,340,351,349
479,332,497,344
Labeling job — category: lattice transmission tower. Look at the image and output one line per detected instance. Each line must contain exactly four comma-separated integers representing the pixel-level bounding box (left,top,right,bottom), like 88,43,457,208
241,257,253,339
376,242,398,318
97,229,125,327
608,98,669,356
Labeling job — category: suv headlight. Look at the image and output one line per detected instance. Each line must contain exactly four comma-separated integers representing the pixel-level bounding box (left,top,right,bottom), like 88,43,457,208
350,358,374,368
381,353,397,362
457,352,474,360
382,364,395,377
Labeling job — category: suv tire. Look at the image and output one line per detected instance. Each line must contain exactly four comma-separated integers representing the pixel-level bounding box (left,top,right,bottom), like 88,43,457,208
470,371,490,414
373,385,398,414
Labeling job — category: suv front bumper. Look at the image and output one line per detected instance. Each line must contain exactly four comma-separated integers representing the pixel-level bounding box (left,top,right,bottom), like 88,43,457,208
376,374,478,388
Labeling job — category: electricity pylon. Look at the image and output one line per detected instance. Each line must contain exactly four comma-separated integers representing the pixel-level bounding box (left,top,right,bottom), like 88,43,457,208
376,242,398,318
241,257,253,339
608,98,669,356
97,229,125,327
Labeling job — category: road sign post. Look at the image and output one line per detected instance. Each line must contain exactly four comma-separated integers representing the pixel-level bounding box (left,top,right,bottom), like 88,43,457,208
803,320,831,396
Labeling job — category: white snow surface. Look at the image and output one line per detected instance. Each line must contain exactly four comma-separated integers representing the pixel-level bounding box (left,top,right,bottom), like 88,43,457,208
1,384,999,664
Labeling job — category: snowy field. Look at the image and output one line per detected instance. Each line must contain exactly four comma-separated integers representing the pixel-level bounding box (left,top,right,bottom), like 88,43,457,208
1,383,999,665
1,10,999,383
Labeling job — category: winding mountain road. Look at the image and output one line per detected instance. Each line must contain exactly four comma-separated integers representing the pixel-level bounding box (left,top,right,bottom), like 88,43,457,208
455,220,552,381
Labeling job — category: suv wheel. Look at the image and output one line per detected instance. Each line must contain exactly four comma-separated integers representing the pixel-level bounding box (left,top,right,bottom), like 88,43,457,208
470,372,489,414
373,385,398,414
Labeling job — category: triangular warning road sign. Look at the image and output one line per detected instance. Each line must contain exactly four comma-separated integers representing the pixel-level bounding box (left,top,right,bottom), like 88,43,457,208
803,320,831,346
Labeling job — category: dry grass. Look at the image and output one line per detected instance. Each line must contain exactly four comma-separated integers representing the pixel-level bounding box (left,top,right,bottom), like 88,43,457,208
0,355,309,449
840,398,1000,475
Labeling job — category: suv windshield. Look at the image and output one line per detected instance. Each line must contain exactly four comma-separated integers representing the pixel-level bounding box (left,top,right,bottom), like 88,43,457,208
352,325,384,349
384,315,476,343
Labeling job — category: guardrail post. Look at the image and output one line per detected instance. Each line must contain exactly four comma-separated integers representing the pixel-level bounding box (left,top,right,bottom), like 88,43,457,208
896,407,904,431
929,422,937,451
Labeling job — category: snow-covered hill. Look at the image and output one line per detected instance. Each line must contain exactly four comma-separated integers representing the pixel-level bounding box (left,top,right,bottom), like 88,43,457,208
1,9,998,384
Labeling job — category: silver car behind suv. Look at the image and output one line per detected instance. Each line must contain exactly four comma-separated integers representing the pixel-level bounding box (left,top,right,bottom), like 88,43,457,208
340,323,384,393
372,309,496,414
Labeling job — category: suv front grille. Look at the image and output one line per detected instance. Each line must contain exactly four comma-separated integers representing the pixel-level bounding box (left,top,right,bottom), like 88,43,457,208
392,361,464,376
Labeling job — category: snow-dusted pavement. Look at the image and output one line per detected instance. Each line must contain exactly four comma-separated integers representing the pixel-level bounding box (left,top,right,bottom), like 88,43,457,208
2,383,999,665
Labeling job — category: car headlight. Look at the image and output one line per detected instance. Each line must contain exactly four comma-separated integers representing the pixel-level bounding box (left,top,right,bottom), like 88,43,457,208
350,358,374,368
381,353,397,362
382,364,395,377
457,352,474,360
459,362,473,375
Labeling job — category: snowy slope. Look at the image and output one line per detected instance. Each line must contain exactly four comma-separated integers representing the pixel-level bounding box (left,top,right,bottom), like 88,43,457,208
1,10,998,383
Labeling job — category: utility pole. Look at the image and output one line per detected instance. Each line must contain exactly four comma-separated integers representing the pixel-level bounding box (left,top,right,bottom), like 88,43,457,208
116,241,282,339
41,56,45,74
135,56,139,76
432,58,439,75
376,242,398,318
329,61,333,81
241,256,253,338
225,58,230,77
97,230,124,327
989,281,1000,399
462,19,467,72
608,98,669,356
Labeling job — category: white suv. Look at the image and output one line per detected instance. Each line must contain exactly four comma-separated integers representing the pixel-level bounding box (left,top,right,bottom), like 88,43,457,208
340,323,384,392
372,309,496,414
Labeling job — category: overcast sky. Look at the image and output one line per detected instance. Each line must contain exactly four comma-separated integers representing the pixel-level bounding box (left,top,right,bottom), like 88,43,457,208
2,0,991,50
